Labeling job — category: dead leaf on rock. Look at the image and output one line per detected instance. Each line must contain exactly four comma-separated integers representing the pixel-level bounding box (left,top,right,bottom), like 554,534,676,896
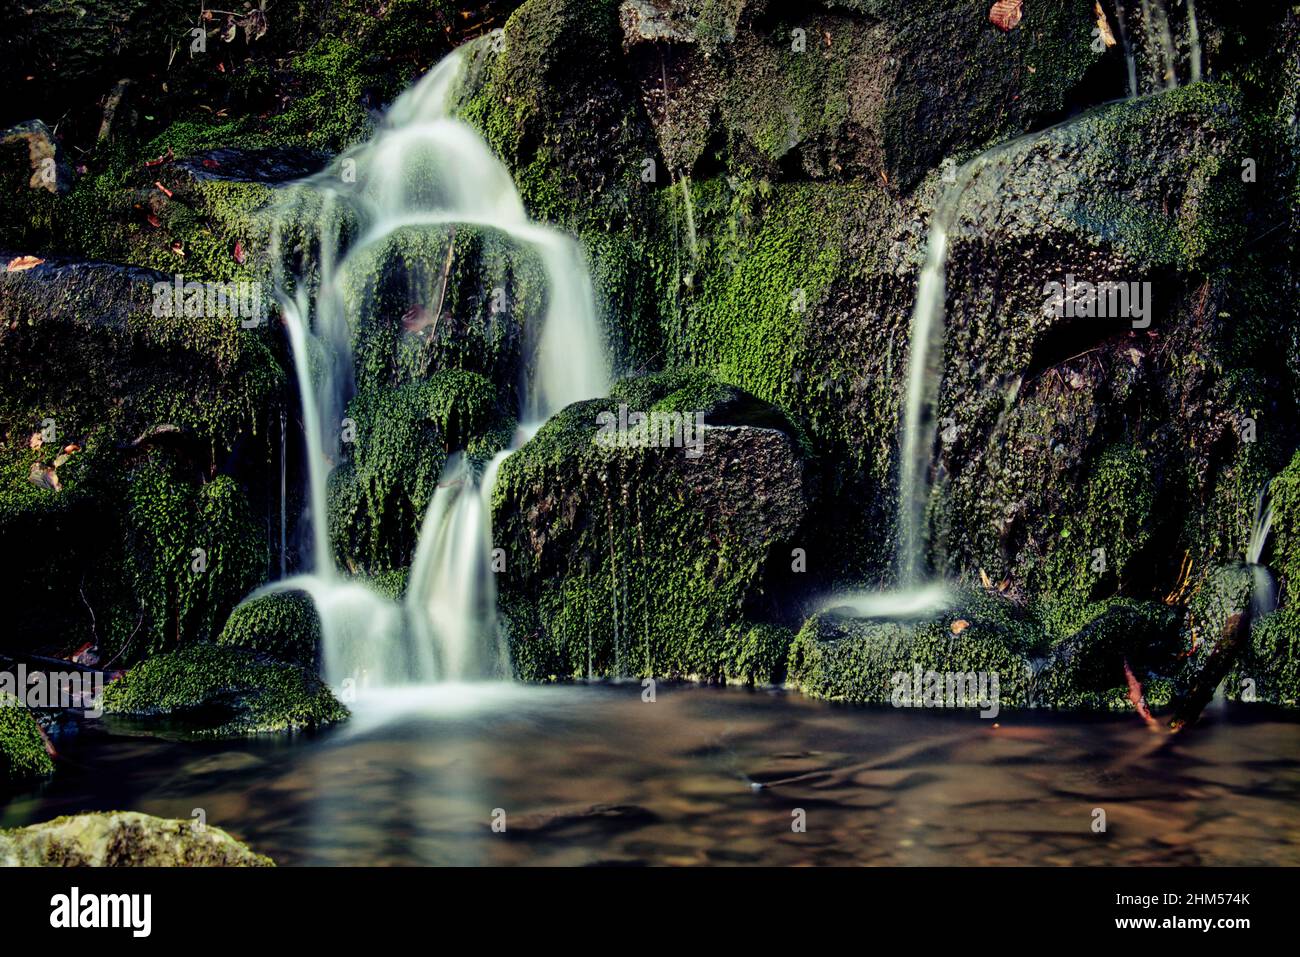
951,619,971,635
1094,2,1117,48
979,567,992,589
989,0,1023,31
233,238,246,264
28,431,43,449
7,255,44,272
171,241,186,258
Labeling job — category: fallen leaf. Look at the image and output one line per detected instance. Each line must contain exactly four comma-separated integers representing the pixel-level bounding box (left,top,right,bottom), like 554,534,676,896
62,443,80,454
146,213,162,228
979,567,992,589
233,239,246,264
171,241,186,258
950,619,970,635
997,578,1011,593
155,180,173,198
1123,658,1160,730
28,432,43,449
202,158,221,169
143,147,174,168
7,255,44,272
989,0,1023,31
1094,2,1117,48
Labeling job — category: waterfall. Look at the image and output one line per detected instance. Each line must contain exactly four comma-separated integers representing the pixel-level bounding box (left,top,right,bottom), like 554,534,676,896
1186,0,1203,83
1246,483,1279,619
1113,3,1139,99
255,36,609,688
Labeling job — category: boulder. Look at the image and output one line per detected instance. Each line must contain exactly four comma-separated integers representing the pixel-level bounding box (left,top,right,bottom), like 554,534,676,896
0,120,73,194
492,370,808,681
0,811,272,867
101,643,347,737
0,693,54,782
218,591,322,666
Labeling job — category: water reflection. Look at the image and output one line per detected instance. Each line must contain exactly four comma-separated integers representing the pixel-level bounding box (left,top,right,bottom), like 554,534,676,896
5,686,1299,866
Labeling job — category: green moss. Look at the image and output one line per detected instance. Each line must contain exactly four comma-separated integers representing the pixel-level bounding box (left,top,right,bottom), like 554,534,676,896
725,623,795,685
0,693,55,782
121,453,266,656
493,377,807,682
1230,607,1300,706
786,609,1036,706
0,811,274,867
1037,598,1181,709
218,592,321,665
330,370,501,573
1031,445,1156,639
1268,449,1300,597
102,644,347,737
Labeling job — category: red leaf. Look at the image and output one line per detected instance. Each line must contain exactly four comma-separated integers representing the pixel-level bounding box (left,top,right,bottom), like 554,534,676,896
155,180,173,198
989,0,1023,31
233,239,246,265
146,213,162,228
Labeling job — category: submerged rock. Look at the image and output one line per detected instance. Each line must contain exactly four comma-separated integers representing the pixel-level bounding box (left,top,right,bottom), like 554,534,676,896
101,644,347,737
492,370,808,682
0,811,272,867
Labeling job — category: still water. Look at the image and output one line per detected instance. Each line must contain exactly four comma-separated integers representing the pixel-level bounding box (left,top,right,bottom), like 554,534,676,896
5,685,1299,866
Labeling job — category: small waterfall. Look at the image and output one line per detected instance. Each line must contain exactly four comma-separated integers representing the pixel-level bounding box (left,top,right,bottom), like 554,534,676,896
1114,2,1139,99
257,37,610,688
1246,483,1278,619
1186,0,1203,83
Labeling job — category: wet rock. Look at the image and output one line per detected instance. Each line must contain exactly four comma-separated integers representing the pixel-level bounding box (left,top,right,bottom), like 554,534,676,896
101,644,347,737
0,120,73,194
787,590,1040,706
492,369,808,682
0,811,272,866
1037,598,1181,709
218,591,322,666
171,147,327,187
0,693,55,782
1172,563,1258,727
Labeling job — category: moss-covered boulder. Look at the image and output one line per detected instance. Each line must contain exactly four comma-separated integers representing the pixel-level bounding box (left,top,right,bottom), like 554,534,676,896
1172,562,1258,726
492,370,808,681
1037,598,1181,709
218,592,321,666
787,594,1039,707
1230,608,1300,707
0,811,272,867
0,693,55,782
101,644,347,737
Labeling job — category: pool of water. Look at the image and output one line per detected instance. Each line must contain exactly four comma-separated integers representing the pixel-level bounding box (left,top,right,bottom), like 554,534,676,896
4,684,1299,866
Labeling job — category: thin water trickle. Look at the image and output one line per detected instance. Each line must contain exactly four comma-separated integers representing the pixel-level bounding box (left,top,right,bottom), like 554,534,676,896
253,38,610,687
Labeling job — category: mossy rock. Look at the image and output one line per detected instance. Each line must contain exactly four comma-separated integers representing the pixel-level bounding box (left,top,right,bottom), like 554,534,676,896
0,693,54,782
101,644,347,737
218,592,321,666
0,811,272,867
786,597,1039,707
492,370,808,681
1229,607,1300,706
1037,598,1181,709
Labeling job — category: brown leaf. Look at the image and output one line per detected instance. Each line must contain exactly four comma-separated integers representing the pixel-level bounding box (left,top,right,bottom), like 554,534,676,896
1094,2,1117,48
979,567,992,589
950,619,970,635
170,241,186,258
28,432,43,449
146,213,162,228
989,0,1023,31
155,180,173,198
233,238,246,265
144,147,174,168
7,255,45,272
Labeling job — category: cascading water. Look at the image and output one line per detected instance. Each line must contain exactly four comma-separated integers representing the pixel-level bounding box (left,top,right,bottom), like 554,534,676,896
255,37,609,689
1246,483,1279,619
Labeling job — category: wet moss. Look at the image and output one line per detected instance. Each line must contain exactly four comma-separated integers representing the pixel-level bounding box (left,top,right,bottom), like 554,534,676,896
0,692,55,782
101,643,347,737
218,592,321,666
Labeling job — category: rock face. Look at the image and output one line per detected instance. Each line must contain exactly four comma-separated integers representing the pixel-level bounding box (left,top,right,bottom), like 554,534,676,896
492,371,808,681
0,812,272,867
101,644,347,737
0,120,73,193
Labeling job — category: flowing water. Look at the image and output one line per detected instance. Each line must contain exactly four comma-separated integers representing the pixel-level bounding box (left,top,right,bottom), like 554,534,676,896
258,39,609,686
1247,483,1279,619
7,688,1300,866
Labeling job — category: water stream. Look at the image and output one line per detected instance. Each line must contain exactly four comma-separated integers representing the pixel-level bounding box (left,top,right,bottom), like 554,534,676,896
258,39,610,688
